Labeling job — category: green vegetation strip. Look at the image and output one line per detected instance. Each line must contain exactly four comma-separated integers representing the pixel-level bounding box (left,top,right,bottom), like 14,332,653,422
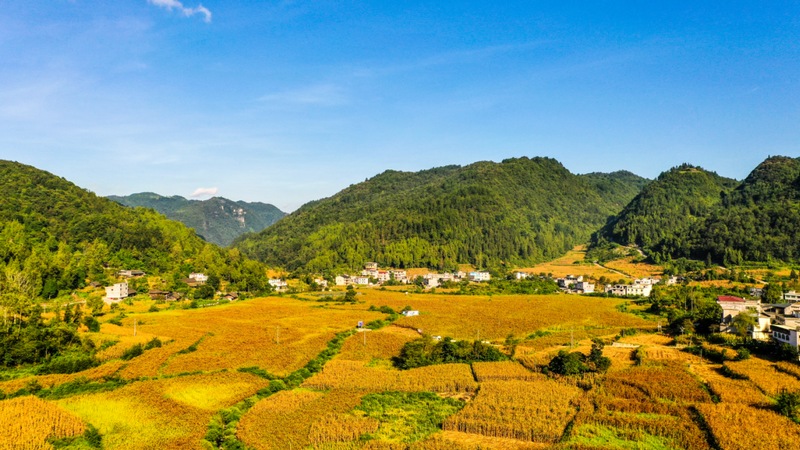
202,329,357,450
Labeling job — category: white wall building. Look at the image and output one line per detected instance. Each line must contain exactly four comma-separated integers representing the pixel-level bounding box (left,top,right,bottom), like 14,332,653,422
469,271,491,282
104,282,129,304
189,273,208,284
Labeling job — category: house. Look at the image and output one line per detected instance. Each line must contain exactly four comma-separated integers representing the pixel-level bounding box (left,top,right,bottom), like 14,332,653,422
376,271,391,283
104,282,129,304
365,262,379,270
314,278,328,288
557,275,583,289
401,310,420,317
189,273,208,284
785,291,800,302
118,270,145,278
390,270,408,283
469,271,491,282
749,287,764,298
335,275,350,286
423,277,439,288
514,271,529,280
666,276,679,286
354,276,370,286
148,290,170,300
224,292,239,301
772,324,799,348
635,277,661,286
717,296,762,334
605,283,652,297
166,292,184,301
269,279,288,291
362,268,379,278
574,281,595,294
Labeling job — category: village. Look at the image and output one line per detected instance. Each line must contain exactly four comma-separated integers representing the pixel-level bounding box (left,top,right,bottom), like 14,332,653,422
718,290,800,348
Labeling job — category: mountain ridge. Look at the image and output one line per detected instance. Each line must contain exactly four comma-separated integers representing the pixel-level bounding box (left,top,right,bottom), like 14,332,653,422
107,192,286,247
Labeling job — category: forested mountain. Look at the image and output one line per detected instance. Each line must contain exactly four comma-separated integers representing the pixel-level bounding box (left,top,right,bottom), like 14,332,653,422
591,164,738,257
107,192,285,247
233,157,648,272
0,160,269,310
591,156,800,265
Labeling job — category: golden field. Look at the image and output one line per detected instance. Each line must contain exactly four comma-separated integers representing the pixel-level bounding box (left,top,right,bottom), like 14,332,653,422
5,286,800,450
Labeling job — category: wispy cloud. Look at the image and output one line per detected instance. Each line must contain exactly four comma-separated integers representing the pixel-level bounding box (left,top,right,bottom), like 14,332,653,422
259,83,348,107
190,187,218,198
148,0,212,23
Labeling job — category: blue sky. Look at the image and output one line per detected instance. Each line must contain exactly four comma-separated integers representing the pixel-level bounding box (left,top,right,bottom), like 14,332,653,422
1,1,798,211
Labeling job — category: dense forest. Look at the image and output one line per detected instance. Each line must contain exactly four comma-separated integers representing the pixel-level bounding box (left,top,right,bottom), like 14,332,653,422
591,156,800,264
108,192,285,247
0,160,270,322
234,157,648,272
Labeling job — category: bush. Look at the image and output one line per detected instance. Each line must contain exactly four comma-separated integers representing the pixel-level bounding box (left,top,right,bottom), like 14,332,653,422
82,316,100,332
38,352,98,375
120,344,143,361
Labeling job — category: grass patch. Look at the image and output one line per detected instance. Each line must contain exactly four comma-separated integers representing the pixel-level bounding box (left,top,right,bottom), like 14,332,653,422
569,423,680,450
354,391,465,443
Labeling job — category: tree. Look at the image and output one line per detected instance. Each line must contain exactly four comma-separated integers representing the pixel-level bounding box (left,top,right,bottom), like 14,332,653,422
731,311,757,339
344,285,357,302
547,350,587,376
763,283,784,303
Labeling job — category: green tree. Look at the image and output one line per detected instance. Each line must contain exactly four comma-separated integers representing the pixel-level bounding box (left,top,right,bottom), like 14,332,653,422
731,311,756,339
763,283,784,303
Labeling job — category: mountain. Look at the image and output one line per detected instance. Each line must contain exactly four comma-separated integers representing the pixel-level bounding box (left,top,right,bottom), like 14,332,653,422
107,193,286,247
0,160,269,303
591,164,738,258
698,156,800,264
233,157,649,272
591,156,800,264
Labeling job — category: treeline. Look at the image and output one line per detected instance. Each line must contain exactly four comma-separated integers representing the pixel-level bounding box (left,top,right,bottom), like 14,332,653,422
235,157,647,272
591,156,800,265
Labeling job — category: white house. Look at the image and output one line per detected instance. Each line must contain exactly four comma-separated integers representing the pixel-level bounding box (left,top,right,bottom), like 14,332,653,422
717,296,762,334
514,271,529,280
376,271,391,283
335,275,349,286
117,270,145,278
314,278,328,288
104,282,129,304
574,281,595,294
772,324,799,348
390,270,408,283
269,279,288,291
785,291,800,302
401,310,420,317
469,271,491,282
189,273,208,284
365,262,379,270
605,283,652,297
354,276,370,285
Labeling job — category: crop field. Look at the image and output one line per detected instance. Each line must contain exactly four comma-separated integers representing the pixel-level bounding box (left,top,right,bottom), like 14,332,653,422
353,290,650,341
603,256,664,278
519,246,627,280
0,396,86,450
11,286,800,450
57,372,269,450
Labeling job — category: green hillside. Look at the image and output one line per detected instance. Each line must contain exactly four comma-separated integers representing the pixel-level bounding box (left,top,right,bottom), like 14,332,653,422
0,160,269,308
591,164,738,259
234,157,648,272
591,156,800,265
107,192,285,247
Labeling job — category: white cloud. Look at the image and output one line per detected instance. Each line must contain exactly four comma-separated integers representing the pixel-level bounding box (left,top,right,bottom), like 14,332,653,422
259,84,347,107
190,187,218,198
148,0,212,23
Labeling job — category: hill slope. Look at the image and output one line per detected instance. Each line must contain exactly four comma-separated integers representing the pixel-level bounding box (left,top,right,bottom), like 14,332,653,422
107,193,285,247
591,156,800,264
0,160,269,303
234,157,648,272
